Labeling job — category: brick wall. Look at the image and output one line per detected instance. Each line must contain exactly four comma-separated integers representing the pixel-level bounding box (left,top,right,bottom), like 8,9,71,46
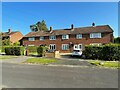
10,32,23,43
22,32,113,53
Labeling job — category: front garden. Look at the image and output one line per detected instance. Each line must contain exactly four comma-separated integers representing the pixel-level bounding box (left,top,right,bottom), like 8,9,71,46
0,43,120,68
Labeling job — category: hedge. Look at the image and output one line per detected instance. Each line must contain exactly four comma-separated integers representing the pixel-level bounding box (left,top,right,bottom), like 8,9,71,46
26,46,38,53
37,46,47,57
83,44,120,61
5,46,24,56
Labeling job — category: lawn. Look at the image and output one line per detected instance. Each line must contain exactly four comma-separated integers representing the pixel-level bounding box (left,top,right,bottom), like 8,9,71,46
0,56,18,59
88,61,120,68
24,58,58,64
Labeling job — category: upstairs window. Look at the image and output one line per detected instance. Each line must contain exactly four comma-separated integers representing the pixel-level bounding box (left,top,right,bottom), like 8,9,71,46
90,33,101,38
40,36,45,40
49,36,56,40
62,35,69,39
76,34,82,39
28,37,35,41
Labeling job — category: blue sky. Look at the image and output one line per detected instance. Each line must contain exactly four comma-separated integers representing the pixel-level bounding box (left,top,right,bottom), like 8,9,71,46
2,2,118,37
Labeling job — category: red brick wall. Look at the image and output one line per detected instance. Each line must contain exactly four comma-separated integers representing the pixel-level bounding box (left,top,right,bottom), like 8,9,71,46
10,32,23,43
22,32,113,53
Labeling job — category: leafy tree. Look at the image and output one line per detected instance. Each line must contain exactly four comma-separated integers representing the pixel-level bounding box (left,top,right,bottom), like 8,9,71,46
114,37,120,44
13,41,20,46
30,20,48,32
2,38,11,46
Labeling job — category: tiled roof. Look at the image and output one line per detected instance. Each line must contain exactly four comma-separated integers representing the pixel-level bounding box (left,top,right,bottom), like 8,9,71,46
24,25,113,37
2,31,19,37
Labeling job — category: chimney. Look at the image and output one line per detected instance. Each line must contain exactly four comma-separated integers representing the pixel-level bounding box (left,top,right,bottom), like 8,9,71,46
8,29,11,33
71,24,74,29
92,22,95,27
50,26,53,33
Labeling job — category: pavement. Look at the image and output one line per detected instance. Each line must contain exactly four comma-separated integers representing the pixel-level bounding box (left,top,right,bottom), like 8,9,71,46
0,55,119,88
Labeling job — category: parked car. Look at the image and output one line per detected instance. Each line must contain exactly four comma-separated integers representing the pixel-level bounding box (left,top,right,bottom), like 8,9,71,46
71,50,82,57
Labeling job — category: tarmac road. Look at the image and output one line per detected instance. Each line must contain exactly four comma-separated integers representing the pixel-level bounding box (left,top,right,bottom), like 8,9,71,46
2,62,118,88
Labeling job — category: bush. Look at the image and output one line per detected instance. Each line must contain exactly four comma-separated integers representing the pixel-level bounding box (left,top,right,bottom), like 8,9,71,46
37,46,47,57
26,46,38,53
83,44,120,61
5,46,24,56
83,45,102,60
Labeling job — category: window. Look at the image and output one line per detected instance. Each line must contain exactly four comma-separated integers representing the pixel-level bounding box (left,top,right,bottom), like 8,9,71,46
40,36,45,40
90,43,102,46
49,36,56,40
28,44,34,46
62,35,69,39
76,34,82,39
73,44,82,50
62,44,69,50
90,33,101,38
49,44,56,50
28,37,35,41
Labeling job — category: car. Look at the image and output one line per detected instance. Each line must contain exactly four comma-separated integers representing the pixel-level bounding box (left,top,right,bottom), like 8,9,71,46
71,50,82,57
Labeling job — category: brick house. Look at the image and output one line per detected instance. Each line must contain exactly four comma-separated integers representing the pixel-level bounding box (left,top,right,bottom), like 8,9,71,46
22,23,114,53
2,29,23,43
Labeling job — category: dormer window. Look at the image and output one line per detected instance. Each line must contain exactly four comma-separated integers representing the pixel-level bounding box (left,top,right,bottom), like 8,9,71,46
76,34,82,39
62,35,69,39
40,36,45,40
49,36,56,40
90,33,101,38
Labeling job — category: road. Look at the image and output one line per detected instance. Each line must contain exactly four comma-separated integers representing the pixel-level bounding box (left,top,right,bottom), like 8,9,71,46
1,62,118,88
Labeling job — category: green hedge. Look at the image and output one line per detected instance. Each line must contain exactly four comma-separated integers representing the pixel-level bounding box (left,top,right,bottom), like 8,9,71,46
83,44,120,61
5,46,24,56
26,46,38,53
37,46,47,57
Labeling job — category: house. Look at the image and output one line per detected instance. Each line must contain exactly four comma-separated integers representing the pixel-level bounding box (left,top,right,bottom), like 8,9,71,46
2,29,23,43
22,23,114,53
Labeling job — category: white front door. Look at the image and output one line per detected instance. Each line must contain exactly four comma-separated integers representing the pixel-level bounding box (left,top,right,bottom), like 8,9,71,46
73,44,82,50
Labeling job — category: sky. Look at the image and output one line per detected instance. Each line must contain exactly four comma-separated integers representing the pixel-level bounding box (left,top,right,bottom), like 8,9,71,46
2,2,118,37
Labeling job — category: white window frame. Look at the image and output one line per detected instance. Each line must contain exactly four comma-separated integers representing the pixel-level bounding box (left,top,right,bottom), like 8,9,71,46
76,34,82,39
90,43,102,46
62,35,69,39
28,44,35,46
62,44,69,50
73,44,82,50
40,36,45,40
49,44,56,50
28,37,35,41
49,36,56,40
90,33,101,38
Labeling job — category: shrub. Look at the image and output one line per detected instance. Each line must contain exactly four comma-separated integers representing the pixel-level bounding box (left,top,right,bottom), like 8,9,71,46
26,46,38,53
82,45,102,60
5,46,24,56
83,44,120,61
37,46,47,57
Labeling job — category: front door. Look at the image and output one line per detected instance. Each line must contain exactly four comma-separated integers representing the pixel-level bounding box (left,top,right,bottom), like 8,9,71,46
73,44,82,50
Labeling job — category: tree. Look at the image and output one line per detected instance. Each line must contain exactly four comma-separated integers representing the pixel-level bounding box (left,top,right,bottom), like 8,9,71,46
114,37,120,44
2,38,11,46
30,20,48,32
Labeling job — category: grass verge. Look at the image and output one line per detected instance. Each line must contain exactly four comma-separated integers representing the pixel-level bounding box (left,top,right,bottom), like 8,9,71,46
23,58,58,64
88,61,120,68
0,56,18,59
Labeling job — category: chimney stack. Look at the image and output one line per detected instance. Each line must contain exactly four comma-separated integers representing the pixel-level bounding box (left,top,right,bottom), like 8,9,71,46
71,24,74,29
50,26,53,33
92,22,95,27
8,29,11,33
